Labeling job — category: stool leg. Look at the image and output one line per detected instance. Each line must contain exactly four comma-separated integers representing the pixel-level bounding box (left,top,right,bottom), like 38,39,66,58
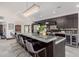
44,48,47,57
37,53,39,57
34,53,37,57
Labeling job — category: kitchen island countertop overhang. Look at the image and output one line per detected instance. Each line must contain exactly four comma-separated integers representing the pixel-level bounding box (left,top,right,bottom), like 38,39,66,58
17,33,66,43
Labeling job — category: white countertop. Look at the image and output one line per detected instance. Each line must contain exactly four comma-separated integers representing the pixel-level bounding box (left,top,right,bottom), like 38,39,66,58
17,33,65,43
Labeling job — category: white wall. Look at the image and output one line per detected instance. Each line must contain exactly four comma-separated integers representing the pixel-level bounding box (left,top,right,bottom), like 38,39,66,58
78,12,79,42
1,2,78,38
19,17,33,33
0,6,35,38
0,6,33,38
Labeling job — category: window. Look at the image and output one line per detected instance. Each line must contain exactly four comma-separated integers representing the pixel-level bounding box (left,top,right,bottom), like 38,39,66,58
24,25,30,33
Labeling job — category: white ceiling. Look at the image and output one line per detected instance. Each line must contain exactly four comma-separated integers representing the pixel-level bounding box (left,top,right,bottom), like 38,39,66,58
0,2,79,21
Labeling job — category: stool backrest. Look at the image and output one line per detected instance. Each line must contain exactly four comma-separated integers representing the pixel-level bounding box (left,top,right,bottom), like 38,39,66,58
19,36,24,45
25,40,35,53
15,34,18,40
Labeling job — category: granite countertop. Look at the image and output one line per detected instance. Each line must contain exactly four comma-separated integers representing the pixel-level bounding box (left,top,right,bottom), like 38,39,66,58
17,33,65,43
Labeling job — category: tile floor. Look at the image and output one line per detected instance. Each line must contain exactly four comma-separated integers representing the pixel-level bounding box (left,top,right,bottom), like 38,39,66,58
0,39,79,57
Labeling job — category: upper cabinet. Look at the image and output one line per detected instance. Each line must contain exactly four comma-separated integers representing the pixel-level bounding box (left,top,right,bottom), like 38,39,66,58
32,13,78,32
54,13,78,28
65,14,78,28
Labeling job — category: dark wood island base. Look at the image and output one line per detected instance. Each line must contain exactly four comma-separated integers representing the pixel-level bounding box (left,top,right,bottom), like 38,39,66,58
16,33,65,57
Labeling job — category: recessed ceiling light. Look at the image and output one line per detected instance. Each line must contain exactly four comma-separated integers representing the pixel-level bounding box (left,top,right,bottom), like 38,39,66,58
53,11,56,14
76,4,79,8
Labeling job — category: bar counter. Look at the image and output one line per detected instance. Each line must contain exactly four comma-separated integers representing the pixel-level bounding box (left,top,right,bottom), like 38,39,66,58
17,33,66,57
17,33,65,43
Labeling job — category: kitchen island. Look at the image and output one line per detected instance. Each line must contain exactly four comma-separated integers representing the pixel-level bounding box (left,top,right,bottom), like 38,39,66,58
16,33,66,57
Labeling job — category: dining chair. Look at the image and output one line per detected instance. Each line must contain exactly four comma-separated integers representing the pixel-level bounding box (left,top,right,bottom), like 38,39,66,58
25,40,47,57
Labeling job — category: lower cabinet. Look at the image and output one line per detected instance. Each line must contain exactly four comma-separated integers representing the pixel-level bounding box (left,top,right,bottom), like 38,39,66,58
36,39,65,57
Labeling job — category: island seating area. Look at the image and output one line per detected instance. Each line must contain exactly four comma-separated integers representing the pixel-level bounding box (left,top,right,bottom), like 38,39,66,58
15,33,65,57
0,2,79,57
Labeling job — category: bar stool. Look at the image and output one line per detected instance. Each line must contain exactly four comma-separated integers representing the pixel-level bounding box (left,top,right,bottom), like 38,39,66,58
25,40,47,57
19,35,26,48
15,34,19,42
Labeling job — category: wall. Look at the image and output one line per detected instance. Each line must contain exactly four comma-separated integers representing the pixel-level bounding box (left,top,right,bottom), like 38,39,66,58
0,7,33,38
78,12,79,42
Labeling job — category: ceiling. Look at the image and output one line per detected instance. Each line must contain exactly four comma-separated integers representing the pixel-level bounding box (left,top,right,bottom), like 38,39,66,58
0,2,79,21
